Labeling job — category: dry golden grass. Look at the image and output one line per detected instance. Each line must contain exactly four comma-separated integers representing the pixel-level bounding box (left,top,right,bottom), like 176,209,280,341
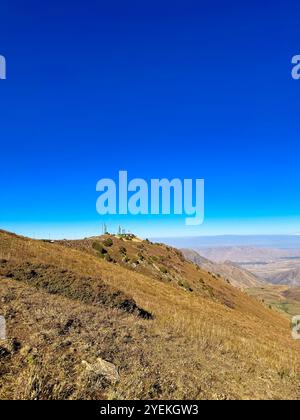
1,229,300,400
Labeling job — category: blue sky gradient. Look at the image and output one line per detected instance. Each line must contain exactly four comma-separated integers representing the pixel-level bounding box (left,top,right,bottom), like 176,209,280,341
1,0,300,238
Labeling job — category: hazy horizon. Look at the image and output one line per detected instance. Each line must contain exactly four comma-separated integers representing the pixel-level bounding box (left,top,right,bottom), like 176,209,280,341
153,234,300,250
4,225,300,250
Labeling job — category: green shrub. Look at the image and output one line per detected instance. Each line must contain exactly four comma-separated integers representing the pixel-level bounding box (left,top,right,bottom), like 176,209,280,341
92,242,107,254
103,238,113,247
178,279,193,292
105,254,113,262
160,266,168,274
119,246,127,255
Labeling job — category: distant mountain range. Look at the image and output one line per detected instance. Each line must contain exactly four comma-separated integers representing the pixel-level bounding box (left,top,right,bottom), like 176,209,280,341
182,249,265,290
182,246,300,288
255,263,300,287
193,246,300,264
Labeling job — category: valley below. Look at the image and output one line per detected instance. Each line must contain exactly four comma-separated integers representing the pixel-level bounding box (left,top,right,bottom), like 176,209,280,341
182,244,300,320
195,245,300,287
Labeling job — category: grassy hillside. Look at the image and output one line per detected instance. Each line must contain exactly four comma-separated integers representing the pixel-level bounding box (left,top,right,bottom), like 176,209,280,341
55,234,258,305
1,230,300,400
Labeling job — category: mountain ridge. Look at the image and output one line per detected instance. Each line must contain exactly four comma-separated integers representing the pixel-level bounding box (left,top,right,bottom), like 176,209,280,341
181,248,265,290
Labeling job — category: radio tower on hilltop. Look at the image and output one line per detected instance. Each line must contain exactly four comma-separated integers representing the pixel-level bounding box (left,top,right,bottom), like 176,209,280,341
101,223,108,235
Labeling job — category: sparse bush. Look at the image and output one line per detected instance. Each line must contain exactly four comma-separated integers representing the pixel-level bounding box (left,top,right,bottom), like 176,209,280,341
175,249,185,262
178,279,193,292
92,242,107,255
105,254,114,263
119,246,127,255
103,238,113,247
160,266,168,274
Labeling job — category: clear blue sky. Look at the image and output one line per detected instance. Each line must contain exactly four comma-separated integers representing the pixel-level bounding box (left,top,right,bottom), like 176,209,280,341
1,0,300,238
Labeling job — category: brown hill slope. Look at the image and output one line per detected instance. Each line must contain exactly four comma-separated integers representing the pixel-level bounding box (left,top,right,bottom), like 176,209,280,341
1,230,300,400
56,234,245,303
284,287,300,301
266,265,300,287
182,249,265,290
